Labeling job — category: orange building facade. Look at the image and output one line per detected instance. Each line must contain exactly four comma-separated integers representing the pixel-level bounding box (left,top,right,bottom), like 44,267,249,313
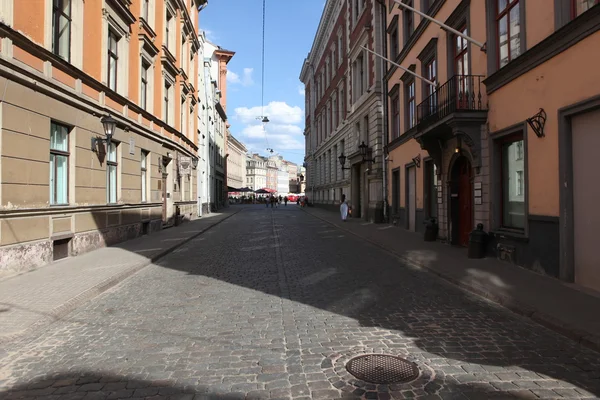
385,0,600,292
0,0,205,275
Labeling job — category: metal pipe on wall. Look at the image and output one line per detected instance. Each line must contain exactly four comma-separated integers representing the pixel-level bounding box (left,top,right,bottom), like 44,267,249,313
376,0,389,223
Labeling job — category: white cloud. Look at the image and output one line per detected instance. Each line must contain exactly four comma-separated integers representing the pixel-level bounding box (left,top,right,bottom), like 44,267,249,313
233,101,305,155
227,71,240,84
298,85,305,96
203,29,218,42
234,101,303,125
228,68,254,87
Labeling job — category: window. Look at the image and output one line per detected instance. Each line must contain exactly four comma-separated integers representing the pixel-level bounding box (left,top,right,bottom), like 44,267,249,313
141,151,148,202
332,96,337,130
390,25,399,59
406,80,416,129
141,61,149,110
166,12,173,50
391,95,400,139
353,52,366,102
497,0,521,68
142,0,149,21
338,34,343,66
500,134,525,229
52,0,71,61
572,0,599,18
107,142,118,204
164,80,172,124
515,140,524,160
50,122,69,205
107,30,118,91
516,170,524,196
181,96,186,136
331,48,336,78
403,0,414,45
339,86,345,123
392,169,400,214
424,58,437,114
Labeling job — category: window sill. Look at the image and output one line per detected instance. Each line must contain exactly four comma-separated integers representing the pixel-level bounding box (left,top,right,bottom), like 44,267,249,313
491,228,529,242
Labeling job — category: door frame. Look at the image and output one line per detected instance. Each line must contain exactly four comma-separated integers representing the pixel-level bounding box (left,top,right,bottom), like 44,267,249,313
405,162,417,231
448,153,473,246
558,94,600,282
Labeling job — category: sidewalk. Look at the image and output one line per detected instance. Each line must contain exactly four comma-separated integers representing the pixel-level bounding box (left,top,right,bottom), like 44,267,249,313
0,208,239,344
303,206,600,352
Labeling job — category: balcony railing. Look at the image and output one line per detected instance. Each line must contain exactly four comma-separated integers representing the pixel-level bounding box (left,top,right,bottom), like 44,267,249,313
417,75,486,127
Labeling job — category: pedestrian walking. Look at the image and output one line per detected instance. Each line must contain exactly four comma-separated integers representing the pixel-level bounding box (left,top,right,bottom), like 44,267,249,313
284,196,288,206
340,194,348,222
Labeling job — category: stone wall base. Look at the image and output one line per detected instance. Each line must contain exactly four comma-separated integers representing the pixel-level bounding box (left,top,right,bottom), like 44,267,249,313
0,219,164,276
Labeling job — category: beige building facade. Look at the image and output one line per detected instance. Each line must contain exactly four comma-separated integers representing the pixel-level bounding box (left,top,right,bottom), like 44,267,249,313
226,133,247,190
0,0,204,275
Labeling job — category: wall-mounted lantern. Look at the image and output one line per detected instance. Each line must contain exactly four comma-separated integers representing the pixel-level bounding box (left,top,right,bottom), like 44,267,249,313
527,108,547,138
455,135,461,153
299,174,304,182
91,115,117,152
192,157,199,169
358,141,376,163
338,153,351,170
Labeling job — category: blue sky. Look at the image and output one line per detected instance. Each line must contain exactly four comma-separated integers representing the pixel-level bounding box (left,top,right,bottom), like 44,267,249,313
200,1,324,165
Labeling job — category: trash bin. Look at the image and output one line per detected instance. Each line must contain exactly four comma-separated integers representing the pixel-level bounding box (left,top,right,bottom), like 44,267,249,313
468,223,487,258
424,218,438,241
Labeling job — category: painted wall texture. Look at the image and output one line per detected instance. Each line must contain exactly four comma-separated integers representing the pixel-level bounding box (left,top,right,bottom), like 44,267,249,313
0,0,205,275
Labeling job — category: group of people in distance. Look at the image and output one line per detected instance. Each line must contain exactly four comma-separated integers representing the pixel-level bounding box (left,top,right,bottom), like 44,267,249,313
263,193,349,223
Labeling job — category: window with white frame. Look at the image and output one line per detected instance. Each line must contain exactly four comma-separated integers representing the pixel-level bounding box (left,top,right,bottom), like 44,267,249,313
141,150,148,202
102,3,130,96
141,0,149,22
339,85,345,123
163,77,174,124
141,60,150,110
107,30,119,91
189,104,194,139
165,8,175,53
180,96,186,136
352,51,366,103
50,122,70,205
107,141,118,204
52,0,71,61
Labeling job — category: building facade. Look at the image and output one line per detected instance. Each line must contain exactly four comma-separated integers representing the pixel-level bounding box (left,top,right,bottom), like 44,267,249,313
246,154,266,191
266,158,277,192
200,41,233,211
0,0,203,275
285,161,299,193
385,0,488,244
482,0,600,292
300,0,387,222
385,0,600,292
226,133,247,190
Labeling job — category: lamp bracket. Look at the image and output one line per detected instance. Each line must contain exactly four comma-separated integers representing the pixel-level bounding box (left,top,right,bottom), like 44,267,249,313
412,154,421,168
526,108,547,138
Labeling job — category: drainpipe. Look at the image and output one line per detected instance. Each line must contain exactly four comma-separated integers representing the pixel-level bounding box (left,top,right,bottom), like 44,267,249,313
376,0,389,223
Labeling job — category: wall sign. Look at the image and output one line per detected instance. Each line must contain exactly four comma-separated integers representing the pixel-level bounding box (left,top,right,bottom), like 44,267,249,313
474,181,483,205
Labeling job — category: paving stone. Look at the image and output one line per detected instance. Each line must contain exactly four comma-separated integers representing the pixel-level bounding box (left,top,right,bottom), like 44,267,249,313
0,207,599,400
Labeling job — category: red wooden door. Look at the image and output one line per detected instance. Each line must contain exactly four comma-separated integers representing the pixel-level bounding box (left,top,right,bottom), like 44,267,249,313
457,158,472,246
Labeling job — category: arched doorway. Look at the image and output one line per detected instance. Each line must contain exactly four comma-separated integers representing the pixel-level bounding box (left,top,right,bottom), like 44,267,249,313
450,156,473,246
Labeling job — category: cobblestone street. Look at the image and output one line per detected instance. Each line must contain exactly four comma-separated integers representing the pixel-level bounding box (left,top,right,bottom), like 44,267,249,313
1,205,599,399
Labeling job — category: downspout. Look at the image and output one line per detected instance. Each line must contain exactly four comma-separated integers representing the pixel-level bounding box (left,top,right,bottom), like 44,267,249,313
376,0,389,223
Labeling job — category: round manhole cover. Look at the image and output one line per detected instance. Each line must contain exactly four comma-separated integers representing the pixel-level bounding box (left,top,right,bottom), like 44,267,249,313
345,354,419,384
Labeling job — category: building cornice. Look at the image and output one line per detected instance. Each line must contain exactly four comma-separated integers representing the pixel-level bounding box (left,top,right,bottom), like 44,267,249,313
303,0,341,76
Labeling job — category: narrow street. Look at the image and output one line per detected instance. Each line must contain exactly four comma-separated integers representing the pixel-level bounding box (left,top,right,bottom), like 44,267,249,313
1,205,599,400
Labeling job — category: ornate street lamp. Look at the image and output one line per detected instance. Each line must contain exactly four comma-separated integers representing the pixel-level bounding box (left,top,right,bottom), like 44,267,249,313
338,153,351,170
358,141,376,163
92,114,117,152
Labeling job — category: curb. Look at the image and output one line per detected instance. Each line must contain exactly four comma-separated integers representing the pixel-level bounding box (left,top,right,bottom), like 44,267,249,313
302,208,600,354
0,209,241,346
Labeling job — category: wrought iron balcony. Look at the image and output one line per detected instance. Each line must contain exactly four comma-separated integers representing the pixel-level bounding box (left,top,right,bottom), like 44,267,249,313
417,75,486,127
